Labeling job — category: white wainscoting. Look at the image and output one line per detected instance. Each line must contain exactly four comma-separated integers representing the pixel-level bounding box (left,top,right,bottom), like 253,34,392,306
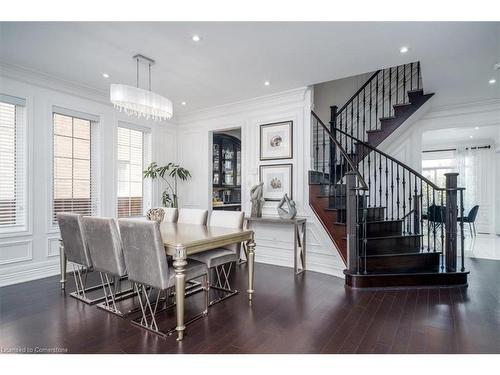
0,239,33,266
0,65,177,286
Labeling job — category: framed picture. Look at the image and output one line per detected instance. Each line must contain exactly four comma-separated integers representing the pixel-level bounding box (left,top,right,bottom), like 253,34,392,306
260,121,293,160
259,164,293,201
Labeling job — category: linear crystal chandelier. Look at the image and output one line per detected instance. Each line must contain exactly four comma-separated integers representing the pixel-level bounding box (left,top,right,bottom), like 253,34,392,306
110,54,173,121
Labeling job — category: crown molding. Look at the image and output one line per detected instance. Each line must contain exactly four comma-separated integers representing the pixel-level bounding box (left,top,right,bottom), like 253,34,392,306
424,98,500,120
177,86,310,125
0,60,110,105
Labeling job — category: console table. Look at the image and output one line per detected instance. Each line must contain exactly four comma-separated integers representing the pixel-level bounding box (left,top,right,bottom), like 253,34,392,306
245,216,306,275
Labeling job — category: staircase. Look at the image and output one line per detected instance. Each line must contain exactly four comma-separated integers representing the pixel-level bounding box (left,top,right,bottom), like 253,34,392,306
309,62,469,288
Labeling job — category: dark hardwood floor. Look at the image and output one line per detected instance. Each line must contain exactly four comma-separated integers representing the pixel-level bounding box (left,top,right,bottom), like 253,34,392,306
1,258,499,354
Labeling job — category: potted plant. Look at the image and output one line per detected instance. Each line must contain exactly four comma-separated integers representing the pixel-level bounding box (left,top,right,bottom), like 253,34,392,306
143,162,191,208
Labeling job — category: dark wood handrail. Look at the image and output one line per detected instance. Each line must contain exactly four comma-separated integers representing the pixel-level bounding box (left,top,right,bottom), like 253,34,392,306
311,111,368,190
333,127,445,191
337,70,381,114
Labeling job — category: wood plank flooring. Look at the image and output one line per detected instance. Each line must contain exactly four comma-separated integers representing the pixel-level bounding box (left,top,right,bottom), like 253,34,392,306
0,258,499,354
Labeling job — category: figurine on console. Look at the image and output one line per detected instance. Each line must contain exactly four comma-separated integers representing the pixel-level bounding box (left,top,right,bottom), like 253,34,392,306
250,182,265,218
277,193,297,220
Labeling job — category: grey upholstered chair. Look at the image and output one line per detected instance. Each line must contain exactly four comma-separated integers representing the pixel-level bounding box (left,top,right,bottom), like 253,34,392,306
188,210,244,305
82,216,135,316
177,208,208,225
118,219,209,338
57,212,105,305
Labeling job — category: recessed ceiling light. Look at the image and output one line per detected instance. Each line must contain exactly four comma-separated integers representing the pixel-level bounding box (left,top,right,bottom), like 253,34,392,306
489,78,496,85
192,35,201,42
469,135,473,139
474,126,479,130
181,101,187,106
102,73,110,79
264,81,271,86
400,46,409,54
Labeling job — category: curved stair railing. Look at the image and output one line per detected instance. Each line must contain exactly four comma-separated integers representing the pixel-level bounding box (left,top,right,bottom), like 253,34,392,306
311,110,466,277
331,62,422,145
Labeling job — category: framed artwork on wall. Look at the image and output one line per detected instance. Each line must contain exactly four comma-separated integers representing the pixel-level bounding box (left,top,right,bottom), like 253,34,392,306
260,121,293,160
259,164,293,201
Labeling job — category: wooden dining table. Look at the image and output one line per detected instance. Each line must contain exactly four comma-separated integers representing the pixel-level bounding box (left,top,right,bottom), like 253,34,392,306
59,221,256,342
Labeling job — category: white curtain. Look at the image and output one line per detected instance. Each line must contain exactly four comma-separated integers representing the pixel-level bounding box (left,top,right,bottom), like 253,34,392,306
455,146,494,233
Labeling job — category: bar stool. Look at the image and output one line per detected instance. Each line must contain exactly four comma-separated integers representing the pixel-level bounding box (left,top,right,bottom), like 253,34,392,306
177,208,208,225
82,216,135,316
118,219,209,338
188,211,244,305
57,213,105,305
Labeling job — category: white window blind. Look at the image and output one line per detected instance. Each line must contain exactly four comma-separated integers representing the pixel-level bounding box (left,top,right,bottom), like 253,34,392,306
0,95,26,232
117,125,151,218
52,111,99,224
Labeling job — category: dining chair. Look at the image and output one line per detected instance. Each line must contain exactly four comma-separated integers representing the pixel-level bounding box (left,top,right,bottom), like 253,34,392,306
82,216,135,316
118,219,209,338
57,213,105,305
177,208,208,225
188,210,244,305
458,205,479,237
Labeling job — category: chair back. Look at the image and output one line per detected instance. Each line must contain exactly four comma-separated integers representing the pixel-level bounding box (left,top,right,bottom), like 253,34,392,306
118,219,170,290
209,211,244,255
468,205,479,222
178,208,208,225
57,213,92,268
428,204,445,223
82,217,127,277
163,208,178,223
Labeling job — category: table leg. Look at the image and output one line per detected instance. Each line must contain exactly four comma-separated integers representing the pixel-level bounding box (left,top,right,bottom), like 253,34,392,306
294,223,298,274
302,222,307,272
246,237,256,302
59,240,67,290
173,245,187,341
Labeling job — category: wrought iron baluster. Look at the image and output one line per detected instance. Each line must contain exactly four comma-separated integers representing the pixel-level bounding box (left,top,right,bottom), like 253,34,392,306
381,69,385,119
410,62,414,91
315,119,319,170
367,153,372,207
460,189,465,272
388,68,392,114
373,153,377,207
396,65,399,105
378,154,383,210
362,88,366,139
369,81,372,133
322,128,326,177
408,171,412,234
391,160,394,220
420,179,424,250
402,169,406,231
396,166,400,220
417,62,421,90
432,190,436,252
385,158,389,220
403,64,407,100
440,191,445,268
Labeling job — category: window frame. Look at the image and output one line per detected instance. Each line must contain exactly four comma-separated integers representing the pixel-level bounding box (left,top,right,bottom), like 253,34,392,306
49,107,100,231
0,94,29,237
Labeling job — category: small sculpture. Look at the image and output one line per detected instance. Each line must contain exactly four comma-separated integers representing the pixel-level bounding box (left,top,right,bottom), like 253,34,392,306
277,194,297,220
146,208,165,223
250,183,265,218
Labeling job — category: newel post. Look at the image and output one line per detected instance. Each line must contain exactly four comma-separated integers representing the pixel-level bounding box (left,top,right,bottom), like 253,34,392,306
329,106,338,180
445,173,459,272
345,172,358,273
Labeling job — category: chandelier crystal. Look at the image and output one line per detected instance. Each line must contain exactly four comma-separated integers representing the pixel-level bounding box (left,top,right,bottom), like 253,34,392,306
110,55,173,121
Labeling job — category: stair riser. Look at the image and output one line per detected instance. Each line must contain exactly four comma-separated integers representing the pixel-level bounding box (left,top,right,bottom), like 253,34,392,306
363,253,440,274
328,195,365,209
363,221,402,237
337,207,385,223
363,236,421,256
345,271,469,289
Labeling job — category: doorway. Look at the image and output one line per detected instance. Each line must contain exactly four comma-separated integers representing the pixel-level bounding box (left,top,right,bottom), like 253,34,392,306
211,128,242,211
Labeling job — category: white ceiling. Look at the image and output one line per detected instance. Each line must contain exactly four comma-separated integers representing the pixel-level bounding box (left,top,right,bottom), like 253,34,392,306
1,22,499,118
422,125,500,149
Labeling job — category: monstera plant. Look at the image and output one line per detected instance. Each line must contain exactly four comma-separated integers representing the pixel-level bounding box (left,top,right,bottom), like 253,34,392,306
143,162,191,208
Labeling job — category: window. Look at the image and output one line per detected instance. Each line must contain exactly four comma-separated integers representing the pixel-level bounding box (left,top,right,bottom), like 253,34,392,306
0,95,26,232
116,125,151,218
422,151,456,187
52,110,99,224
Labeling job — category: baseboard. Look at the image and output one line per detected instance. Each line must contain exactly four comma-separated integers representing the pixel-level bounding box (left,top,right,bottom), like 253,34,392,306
255,249,344,279
0,259,61,287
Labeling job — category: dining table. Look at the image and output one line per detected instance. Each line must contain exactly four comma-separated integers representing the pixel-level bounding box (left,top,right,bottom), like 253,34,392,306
59,221,256,341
